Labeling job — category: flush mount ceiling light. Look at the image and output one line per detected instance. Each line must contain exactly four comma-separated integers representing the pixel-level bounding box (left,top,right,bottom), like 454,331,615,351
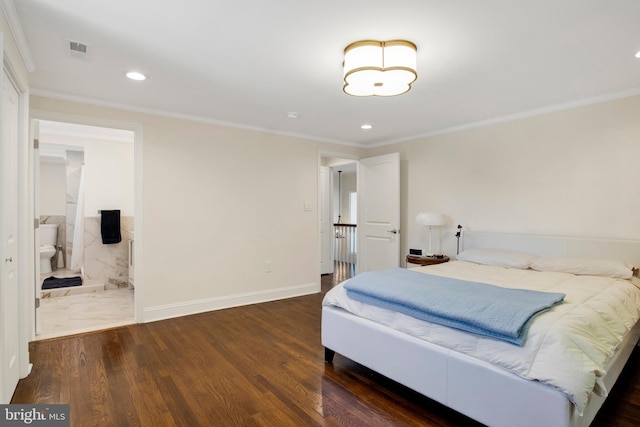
126,71,147,81
343,40,417,97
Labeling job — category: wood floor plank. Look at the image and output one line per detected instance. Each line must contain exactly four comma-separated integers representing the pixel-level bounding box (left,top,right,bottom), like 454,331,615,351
12,270,640,426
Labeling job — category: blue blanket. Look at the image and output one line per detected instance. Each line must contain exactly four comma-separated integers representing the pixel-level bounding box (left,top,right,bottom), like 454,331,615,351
344,268,565,346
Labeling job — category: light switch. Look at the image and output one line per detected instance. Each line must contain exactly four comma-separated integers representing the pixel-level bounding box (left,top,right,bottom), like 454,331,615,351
304,201,312,211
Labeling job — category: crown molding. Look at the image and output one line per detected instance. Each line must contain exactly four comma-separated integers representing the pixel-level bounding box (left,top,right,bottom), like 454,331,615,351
371,87,640,148
0,0,36,72
32,83,640,150
29,88,363,148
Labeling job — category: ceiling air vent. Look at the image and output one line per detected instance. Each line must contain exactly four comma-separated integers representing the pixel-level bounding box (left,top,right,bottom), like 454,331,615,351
68,40,89,59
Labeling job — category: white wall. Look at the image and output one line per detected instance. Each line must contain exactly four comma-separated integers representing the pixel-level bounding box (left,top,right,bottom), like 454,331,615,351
39,162,66,215
331,169,357,224
37,134,135,217
85,139,134,217
365,95,640,257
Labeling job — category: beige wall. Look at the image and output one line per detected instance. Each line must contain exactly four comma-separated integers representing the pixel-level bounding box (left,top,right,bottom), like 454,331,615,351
365,95,640,257
30,95,361,321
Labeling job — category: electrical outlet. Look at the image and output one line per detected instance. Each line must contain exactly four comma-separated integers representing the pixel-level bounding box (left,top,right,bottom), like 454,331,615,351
265,261,273,273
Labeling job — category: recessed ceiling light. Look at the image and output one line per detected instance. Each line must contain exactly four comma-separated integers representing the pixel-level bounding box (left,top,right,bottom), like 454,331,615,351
126,71,147,81
361,124,373,130
286,112,299,119
635,50,640,59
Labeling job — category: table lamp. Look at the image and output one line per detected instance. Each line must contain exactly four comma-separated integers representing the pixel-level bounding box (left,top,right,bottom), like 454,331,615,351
415,212,445,256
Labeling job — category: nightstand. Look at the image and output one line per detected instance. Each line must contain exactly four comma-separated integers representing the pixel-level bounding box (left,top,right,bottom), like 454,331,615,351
406,255,450,267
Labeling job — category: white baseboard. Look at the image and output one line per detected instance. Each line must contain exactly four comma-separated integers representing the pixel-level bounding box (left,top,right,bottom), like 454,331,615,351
142,282,320,323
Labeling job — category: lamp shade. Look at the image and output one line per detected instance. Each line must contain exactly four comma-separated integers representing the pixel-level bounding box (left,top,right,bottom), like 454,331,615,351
415,212,445,226
343,40,417,97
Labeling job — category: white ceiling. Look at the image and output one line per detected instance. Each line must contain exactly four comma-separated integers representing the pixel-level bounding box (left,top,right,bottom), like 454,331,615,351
11,0,640,147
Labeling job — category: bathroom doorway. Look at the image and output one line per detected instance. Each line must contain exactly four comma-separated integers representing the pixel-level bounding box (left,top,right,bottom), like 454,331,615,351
35,119,136,339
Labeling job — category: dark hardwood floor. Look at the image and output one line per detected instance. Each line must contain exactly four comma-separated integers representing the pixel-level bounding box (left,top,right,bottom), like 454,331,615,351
12,263,640,426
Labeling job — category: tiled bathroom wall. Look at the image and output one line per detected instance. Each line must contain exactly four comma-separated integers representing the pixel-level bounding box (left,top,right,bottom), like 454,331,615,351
84,215,133,289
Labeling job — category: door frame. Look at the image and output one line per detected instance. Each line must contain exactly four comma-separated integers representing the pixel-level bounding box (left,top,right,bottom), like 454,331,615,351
318,165,332,275
29,110,144,328
317,151,360,276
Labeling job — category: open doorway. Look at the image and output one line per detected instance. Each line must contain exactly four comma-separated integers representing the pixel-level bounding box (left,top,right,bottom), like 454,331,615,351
320,156,358,283
320,152,401,282
35,120,136,339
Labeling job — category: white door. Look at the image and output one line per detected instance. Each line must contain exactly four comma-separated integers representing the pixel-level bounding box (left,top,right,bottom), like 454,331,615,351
357,153,400,273
319,166,333,274
1,70,21,403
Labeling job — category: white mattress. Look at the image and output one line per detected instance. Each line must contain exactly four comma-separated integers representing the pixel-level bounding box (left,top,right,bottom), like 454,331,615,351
322,261,640,414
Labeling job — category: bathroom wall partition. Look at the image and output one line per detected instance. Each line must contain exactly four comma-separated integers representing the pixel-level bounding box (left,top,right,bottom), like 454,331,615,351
69,164,84,271
65,150,84,272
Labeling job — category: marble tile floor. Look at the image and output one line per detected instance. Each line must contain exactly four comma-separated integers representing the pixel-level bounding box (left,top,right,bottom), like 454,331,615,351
36,288,135,341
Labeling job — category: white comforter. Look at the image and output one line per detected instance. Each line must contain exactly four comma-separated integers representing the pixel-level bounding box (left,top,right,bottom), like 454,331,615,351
322,261,640,414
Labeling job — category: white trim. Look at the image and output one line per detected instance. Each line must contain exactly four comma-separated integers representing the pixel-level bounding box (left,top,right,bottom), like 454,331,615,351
32,85,640,150
143,282,319,323
365,86,640,148
133,125,143,324
0,0,36,72
318,150,360,164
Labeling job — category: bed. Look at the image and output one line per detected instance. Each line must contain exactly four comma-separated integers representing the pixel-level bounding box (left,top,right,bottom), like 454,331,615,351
321,232,640,427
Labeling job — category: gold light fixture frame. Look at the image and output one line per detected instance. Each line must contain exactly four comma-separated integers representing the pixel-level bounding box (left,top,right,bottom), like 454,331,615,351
343,40,417,97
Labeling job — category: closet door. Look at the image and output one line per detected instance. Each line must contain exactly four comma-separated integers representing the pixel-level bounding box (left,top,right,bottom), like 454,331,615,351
0,68,21,403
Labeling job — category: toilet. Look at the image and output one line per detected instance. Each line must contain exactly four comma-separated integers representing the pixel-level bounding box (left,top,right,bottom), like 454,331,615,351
40,223,59,274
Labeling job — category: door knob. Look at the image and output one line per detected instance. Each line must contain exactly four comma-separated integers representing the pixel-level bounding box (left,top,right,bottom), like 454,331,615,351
5,257,12,262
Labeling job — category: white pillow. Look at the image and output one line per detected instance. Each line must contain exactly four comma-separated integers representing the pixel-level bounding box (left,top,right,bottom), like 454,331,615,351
456,248,538,269
530,257,633,279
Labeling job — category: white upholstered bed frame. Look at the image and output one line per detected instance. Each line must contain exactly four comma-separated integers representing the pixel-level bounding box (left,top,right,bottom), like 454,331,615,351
321,232,640,427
